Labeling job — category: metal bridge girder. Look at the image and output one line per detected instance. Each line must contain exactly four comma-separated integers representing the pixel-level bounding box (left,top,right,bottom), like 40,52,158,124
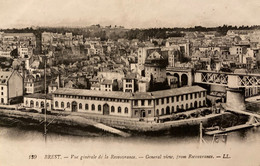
201,72,228,85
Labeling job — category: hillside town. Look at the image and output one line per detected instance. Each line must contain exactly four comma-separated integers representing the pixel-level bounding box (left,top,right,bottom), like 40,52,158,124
1,26,260,122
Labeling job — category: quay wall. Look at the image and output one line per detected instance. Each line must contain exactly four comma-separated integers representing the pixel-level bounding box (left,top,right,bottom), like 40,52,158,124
0,109,227,132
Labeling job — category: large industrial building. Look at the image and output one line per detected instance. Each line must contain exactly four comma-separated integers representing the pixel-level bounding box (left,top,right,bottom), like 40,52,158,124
51,86,207,118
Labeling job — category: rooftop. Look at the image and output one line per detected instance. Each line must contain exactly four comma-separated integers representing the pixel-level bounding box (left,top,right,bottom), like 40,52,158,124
3,33,35,37
53,86,206,100
102,79,113,85
0,71,12,85
24,93,52,100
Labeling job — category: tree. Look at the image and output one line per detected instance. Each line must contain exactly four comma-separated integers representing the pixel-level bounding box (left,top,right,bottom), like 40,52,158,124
112,79,119,91
10,48,19,58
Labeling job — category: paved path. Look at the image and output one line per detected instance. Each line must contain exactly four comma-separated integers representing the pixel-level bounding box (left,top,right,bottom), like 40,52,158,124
227,109,260,119
66,115,131,137
205,123,259,135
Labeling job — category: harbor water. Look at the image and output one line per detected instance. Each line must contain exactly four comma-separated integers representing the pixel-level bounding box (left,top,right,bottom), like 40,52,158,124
0,105,260,166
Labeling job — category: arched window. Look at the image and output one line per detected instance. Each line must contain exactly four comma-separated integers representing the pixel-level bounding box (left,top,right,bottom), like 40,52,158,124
92,104,95,111
61,102,64,108
177,105,179,111
124,107,128,114
166,106,170,115
194,101,198,108
186,104,189,110
118,107,121,113
67,102,70,108
199,101,201,107
36,101,39,107
110,106,114,112
190,103,193,108
172,106,174,113
98,105,101,111
156,109,159,116
41,101,44,107
161,108,164,115
181,104,184,109
85,104,88,110
79,103,82,109
55,101,58,107
203,100,206,106
46,103,49,108
30,100,34,107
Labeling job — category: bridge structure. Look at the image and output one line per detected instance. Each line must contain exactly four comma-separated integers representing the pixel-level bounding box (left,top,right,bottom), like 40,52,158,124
166,67,260,112
166,67,193,87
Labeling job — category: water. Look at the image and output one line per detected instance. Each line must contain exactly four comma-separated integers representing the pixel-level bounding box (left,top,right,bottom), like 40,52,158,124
0,122,259,166
0,107,260,166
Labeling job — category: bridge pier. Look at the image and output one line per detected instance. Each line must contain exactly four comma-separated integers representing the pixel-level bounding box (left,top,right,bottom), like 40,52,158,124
226,88,246,111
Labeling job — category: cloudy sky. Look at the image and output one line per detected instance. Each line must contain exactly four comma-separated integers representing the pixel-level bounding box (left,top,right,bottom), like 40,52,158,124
0,0,259,28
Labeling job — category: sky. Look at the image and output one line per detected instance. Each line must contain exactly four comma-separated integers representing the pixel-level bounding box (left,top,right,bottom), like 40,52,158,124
0,0,259,29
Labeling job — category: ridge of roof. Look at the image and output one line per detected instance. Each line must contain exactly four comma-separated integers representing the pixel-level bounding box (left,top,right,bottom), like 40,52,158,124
53,86,206,99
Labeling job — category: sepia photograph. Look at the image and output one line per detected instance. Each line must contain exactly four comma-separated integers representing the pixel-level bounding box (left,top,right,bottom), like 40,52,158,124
0,0,259,165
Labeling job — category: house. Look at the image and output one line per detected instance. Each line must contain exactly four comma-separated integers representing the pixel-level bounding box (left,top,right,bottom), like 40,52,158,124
91,83,101,91
100,79,113,91
24,93,52,111
0,70,23,104
123,73,136,92
144,50,168,83
2,33,36,48
24,74,44,94
48,82,59,94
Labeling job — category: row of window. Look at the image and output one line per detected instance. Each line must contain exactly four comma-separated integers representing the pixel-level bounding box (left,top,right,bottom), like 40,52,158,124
133,100,206,116
155,92,205,105
133,92,205,107
134,110,152,115
125,84,132,88
55,101,129,114
134,99,152,106
125,79,133,83
54,94,130,103
54,91,205,105
155,100,206,115
26,100,50,108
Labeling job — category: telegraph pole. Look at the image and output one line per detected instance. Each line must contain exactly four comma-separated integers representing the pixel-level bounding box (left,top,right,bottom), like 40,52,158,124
44,55,47,143
199,121,203,145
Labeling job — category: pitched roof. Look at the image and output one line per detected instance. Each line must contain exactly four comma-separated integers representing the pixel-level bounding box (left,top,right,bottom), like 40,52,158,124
91,83,101,88
53,86,206,100
24,93,52,100
54,88,133,99
124,73,136,79
102,79,113,85
0,71,12,85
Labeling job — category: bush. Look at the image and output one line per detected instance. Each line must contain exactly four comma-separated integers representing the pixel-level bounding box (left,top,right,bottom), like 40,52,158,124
190,112,198,118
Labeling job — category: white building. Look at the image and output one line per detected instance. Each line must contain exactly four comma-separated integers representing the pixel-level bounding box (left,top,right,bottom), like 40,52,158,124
24,74,44,94
144,50,167,82
24,93,52,111
100,80,113,91
0,70,23,104
123,74,135,92
137,47,160,65
18,46,30,58
52,86,207,118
